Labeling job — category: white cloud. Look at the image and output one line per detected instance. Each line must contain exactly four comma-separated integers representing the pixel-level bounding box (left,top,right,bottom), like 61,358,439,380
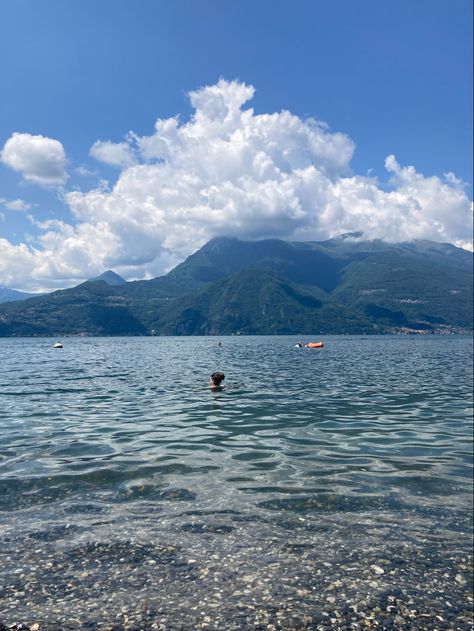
0,238,40,289
0,79,472,290
1,198,32,211
76,165,98,177
1,132,68,188
90,140,135,167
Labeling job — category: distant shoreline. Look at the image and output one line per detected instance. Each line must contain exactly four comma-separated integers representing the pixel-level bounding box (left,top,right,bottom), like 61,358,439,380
0,330,472,339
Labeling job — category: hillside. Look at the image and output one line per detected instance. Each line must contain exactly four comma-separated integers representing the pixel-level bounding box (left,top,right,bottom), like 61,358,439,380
0,281,148,336
151,268,372,335
0,236,471,336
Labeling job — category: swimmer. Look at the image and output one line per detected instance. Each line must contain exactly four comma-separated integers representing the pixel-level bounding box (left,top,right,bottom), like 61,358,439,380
209,371,225,390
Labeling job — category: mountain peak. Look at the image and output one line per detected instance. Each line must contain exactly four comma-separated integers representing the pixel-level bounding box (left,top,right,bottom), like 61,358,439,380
332,231,365,241
202,236,240,252
90,270,126,286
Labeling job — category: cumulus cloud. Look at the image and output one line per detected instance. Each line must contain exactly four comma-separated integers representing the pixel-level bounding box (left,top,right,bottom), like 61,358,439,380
1,198,32,211
90,140,135,168
1,132,68,188
0,79,472,290
0,220,122,292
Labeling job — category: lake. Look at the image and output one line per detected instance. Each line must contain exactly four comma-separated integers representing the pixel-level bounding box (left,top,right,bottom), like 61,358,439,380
0,335,472,629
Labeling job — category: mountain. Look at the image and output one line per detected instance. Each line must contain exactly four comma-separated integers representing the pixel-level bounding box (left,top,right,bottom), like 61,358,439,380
89,270,127,285
130,235,472,332
0,236,471,336
118,236,347,299
152,267,372,335
0,269,125,306
0,280,147,337
0,287,37,304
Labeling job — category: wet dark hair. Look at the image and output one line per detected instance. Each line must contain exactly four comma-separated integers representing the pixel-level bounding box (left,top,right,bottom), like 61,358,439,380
210,371,225,385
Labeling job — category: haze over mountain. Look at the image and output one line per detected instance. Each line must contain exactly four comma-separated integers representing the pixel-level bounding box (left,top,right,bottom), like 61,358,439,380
0,287,36,305
0,236,471,337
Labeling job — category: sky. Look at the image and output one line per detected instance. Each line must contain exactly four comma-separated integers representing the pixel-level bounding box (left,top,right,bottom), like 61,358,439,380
0,0,472,292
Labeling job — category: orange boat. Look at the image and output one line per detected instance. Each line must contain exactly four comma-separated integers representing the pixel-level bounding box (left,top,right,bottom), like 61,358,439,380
305,342,324,348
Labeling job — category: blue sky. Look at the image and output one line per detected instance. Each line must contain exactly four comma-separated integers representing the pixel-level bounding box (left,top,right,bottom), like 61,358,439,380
0,0,472,291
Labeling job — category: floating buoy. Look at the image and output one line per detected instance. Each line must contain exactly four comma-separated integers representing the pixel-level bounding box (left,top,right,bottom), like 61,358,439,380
54,341,63,348
305,342,324,348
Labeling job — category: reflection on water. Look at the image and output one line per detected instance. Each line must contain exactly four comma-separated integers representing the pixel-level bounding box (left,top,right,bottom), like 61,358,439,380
0,335,472,627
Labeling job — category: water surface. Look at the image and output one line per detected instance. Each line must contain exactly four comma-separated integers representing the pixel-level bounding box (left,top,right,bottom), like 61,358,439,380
0,336,472,629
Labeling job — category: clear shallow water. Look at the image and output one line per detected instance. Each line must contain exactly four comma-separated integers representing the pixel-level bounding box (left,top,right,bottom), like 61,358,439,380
0,336,472,629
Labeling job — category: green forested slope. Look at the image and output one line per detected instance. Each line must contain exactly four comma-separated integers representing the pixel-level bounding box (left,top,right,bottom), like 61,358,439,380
0,236,471,336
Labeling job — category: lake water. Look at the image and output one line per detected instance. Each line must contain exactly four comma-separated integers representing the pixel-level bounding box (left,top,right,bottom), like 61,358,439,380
0,336,472,629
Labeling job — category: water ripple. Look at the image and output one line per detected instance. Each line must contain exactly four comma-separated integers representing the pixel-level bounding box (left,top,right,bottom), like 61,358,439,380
0,335,472,531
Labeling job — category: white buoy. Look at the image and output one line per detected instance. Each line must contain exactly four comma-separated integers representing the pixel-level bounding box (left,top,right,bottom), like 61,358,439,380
54,341,63,348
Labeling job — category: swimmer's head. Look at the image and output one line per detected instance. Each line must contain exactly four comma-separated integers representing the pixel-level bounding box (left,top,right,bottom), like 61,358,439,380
210,371,225,386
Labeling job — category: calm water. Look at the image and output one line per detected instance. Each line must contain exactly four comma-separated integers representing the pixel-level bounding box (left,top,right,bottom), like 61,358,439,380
0,336,472,629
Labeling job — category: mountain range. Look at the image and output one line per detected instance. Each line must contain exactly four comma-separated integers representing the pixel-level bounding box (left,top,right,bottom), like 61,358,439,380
0,235,472,336
0,287,36,304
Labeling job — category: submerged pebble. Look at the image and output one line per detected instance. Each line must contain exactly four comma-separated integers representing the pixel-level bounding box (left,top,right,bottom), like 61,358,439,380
0,523,472,630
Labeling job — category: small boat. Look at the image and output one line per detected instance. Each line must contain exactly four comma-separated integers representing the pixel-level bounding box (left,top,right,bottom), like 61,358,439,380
53,341,63,348
305,341,324,348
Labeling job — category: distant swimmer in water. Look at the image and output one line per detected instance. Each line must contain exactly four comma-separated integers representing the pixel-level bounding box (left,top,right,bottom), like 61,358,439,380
209,371,225,390
295,342,303,348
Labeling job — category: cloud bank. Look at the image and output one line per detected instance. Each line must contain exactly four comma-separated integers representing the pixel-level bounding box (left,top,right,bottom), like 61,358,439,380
0,79,472,290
